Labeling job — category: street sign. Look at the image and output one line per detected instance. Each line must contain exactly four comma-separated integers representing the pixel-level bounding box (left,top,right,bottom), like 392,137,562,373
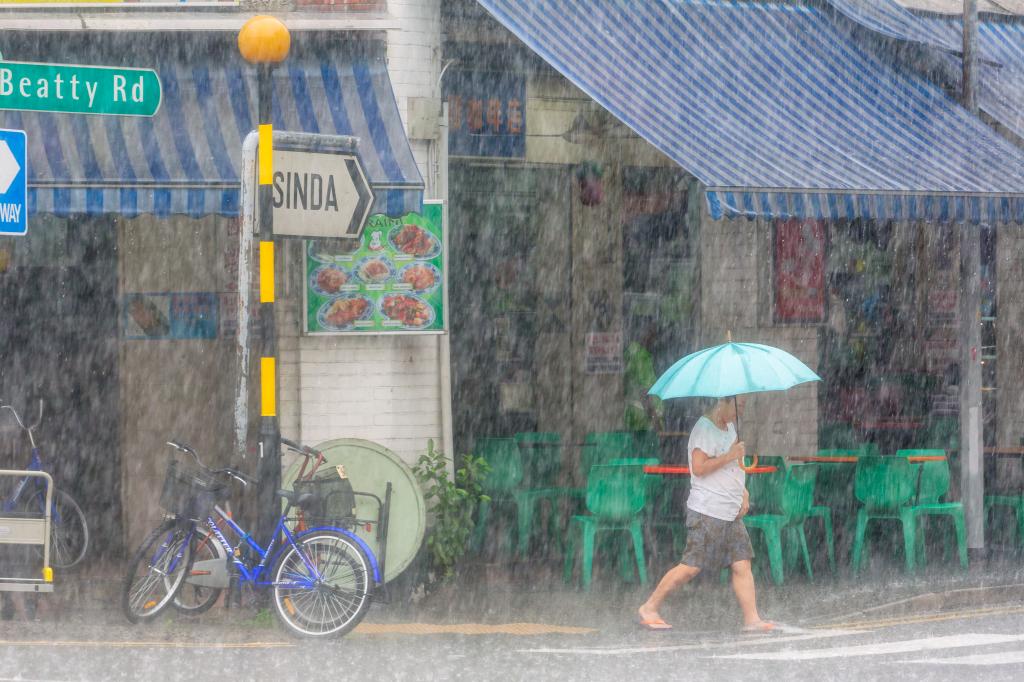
0,128,27,236
0,61,161,117
270,145,374,240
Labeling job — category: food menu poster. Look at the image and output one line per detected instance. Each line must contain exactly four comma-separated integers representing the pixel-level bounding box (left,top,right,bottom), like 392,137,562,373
304,202,444,335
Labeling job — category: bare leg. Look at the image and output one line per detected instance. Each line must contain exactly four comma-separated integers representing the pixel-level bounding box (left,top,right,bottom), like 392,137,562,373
638,563,701,623
730,559,764,626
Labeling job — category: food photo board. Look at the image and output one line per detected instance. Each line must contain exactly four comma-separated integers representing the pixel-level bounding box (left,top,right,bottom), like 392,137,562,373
304,201,445,335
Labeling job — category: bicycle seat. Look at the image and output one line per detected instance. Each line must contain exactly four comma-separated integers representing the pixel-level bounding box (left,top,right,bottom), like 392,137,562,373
276,488,316,507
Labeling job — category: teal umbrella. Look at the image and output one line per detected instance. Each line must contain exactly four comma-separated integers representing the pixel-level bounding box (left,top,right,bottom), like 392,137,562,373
650,338,821,469
650,341,821,400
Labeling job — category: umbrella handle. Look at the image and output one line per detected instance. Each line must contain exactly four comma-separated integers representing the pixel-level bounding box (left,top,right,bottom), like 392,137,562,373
740,455,759,472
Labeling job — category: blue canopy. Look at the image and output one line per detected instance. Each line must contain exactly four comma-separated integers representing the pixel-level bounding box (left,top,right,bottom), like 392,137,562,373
0,57,424,219
830,0,1024,146
477,0,1024,224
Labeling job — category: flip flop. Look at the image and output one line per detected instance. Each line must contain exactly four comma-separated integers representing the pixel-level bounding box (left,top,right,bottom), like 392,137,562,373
638,618,673,631
741,620,778,633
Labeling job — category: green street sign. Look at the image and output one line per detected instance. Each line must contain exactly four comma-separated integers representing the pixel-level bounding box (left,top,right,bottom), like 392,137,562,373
0,61,161,117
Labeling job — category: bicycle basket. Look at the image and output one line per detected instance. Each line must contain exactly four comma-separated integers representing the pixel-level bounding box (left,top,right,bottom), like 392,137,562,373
159,459,226,520
293,473,356,527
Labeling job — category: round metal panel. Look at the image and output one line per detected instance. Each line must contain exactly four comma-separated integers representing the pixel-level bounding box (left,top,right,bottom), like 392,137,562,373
284,438,425,584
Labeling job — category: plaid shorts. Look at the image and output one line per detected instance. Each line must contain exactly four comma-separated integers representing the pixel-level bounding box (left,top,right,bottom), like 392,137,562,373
679,509,754,571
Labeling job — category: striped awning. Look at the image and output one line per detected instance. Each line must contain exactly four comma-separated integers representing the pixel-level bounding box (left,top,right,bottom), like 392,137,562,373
477,0,1024,224
827,0,962,51
0,57,423,218
831,1,1024,158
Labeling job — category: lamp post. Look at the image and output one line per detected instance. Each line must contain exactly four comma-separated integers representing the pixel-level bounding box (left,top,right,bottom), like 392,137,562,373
238,15,290,548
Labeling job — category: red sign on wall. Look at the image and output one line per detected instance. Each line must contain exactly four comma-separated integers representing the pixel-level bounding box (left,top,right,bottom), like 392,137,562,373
774,219,825,323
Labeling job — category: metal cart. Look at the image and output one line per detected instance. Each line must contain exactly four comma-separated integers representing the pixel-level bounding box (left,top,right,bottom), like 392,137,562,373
0,469,54,593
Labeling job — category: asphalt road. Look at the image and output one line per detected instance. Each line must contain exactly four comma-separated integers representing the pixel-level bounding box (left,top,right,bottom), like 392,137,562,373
1,603,1024,681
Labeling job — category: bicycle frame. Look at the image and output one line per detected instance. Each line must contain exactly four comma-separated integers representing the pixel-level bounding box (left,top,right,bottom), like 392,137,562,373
193,504,382,588
1,446,46,513
1,402,49,513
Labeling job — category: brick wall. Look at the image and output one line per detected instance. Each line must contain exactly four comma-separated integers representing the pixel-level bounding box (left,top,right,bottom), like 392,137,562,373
699,210,819,457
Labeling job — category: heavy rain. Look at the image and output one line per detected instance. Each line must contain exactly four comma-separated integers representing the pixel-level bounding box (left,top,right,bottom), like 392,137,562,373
1,0,1024,680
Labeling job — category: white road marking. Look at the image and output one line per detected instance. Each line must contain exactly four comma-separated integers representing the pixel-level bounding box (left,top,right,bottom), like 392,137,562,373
714,633,1024,661
906,650,1024,666
518,629,860,656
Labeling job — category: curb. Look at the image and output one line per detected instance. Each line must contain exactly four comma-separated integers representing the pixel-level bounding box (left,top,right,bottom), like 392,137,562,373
817,582,1024,625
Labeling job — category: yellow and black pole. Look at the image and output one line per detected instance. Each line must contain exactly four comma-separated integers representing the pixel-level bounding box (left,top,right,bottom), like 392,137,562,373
238,16,290,544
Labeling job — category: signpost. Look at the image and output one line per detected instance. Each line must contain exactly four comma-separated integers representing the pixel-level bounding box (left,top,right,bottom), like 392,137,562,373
0,128,26,236
270,139,374,240
0,61,161,117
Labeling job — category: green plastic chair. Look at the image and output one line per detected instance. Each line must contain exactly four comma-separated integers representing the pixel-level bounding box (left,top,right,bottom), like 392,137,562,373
851,456,917,576
512,432,577,557
807,449,857,574
984,493,1024,548
896,450,968,570
563,464,648,591
471,438,524,555
743,464,819,585
608,457,684,553
857,443,881,458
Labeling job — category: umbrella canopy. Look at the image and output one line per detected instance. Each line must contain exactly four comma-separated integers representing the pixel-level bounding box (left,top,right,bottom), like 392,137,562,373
650,342,821,400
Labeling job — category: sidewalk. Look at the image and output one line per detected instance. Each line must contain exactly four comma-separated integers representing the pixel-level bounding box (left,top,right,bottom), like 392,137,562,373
8,551,1023,637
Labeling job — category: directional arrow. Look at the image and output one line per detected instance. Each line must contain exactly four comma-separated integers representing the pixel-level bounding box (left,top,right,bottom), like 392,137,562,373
344,157,374,238
0,140,21,194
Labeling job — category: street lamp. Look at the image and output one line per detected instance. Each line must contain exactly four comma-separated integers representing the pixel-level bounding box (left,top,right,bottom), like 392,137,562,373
238,15,289,551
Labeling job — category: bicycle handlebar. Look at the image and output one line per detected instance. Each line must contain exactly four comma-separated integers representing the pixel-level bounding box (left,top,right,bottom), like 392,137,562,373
280,436,322,459
1,399,44,433
165,441,259,487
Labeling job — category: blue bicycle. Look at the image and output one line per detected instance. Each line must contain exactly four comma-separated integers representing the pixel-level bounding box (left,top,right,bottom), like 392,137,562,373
121,440,379,638
1,400,89,569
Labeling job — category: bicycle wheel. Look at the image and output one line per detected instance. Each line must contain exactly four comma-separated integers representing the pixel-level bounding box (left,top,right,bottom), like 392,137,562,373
173,530,225,615
121,522,191,624
271,531,372,638
19,488,90,569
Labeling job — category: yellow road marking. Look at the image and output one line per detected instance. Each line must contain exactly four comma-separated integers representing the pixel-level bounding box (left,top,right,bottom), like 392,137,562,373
0,640,293,650
818,604,1024,631
352,622,596,636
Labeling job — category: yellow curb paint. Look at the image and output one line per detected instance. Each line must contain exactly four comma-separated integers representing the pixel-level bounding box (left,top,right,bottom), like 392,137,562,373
259,241,275,303
261,357,276,417
352,622,596,636
258,124,273,186
0,640,293,649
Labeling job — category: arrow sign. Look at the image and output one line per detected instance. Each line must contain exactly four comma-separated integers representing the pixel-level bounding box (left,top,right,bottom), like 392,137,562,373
270,147,375,240
0,128,27,236
0,61,161,117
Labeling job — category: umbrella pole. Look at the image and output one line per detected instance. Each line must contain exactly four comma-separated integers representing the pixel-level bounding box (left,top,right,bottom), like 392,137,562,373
734,395,758,471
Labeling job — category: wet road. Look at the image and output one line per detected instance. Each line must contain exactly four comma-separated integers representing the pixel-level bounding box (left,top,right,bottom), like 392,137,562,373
1,604,1023,681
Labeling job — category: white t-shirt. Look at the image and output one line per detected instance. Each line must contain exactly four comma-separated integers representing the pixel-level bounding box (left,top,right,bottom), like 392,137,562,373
686,416,746,521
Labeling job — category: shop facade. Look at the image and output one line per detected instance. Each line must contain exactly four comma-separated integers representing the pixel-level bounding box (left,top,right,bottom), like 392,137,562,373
0,5,445,552
444,0,1024,499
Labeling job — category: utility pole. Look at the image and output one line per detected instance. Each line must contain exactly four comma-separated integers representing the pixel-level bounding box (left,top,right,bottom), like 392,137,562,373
238,15,290,548
960,0,984,562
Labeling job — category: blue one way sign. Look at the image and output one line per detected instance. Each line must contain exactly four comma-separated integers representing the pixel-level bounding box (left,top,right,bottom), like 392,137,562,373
0,128,27,236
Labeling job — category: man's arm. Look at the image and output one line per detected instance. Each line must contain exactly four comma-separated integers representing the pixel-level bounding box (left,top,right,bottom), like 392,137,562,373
737,488,750,519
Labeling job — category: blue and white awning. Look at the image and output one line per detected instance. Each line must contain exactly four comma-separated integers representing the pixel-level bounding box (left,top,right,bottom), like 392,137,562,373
826,0,963,52
830,1,1024,164
477,0,1024,224
0,57,423,218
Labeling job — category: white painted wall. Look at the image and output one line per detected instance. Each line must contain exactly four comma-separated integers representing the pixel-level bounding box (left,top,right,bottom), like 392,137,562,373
277,0,448,467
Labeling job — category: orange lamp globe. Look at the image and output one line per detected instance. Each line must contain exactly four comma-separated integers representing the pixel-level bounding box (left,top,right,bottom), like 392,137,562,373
238,16,291,64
